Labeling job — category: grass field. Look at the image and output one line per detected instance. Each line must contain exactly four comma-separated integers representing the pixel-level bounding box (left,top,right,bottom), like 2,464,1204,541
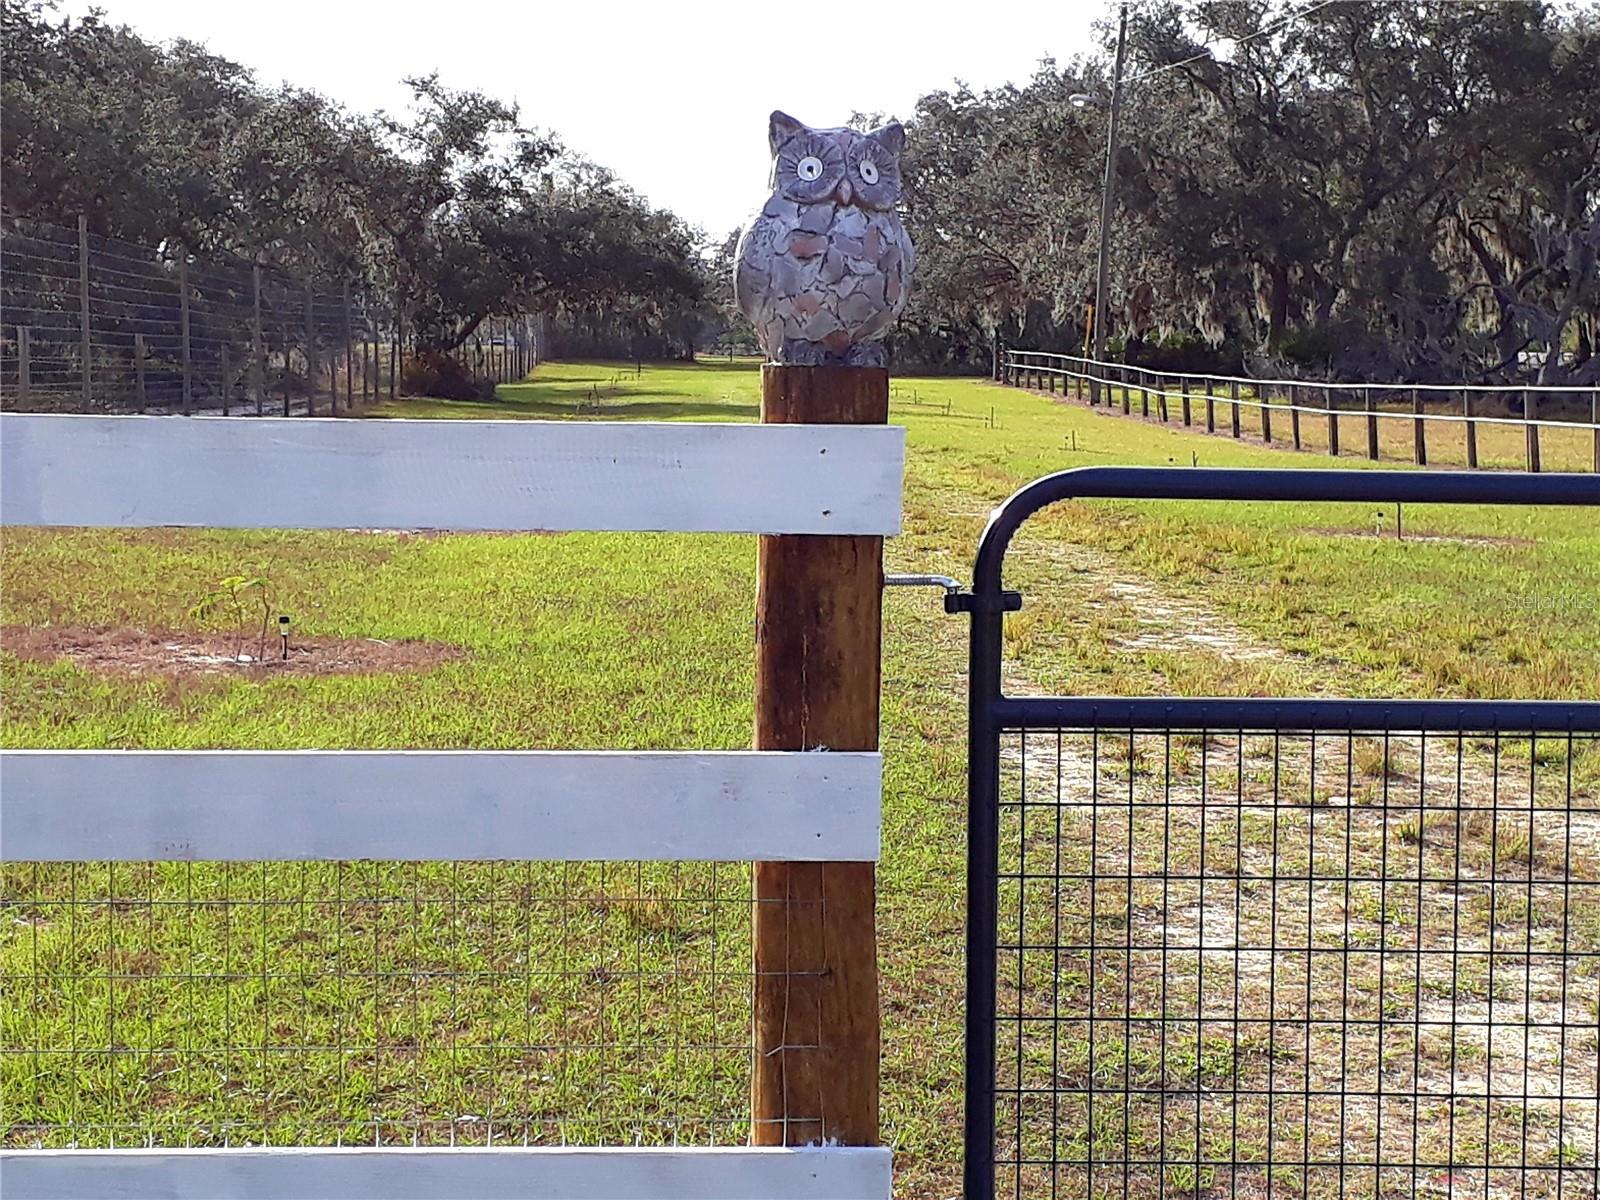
4,360,1598,1197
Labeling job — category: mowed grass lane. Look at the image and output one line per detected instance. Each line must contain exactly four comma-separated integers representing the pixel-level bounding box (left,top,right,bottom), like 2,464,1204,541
3,360,1596,1196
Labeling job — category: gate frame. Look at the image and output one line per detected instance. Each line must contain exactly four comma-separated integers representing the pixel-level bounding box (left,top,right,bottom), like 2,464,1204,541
953,466,1600,1200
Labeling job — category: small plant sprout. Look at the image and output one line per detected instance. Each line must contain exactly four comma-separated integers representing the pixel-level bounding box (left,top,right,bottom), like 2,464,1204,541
188,574,273,664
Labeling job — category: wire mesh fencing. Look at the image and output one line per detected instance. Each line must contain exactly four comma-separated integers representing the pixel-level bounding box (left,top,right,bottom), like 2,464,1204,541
0,860,759,1149
988,726,1600,1200
1,217,537,415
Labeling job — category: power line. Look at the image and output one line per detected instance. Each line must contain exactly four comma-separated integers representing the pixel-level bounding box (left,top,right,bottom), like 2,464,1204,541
1121,0,1342,86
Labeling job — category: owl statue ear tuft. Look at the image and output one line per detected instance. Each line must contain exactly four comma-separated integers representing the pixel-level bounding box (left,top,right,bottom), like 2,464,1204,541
769,110,805,156
869,120,905,157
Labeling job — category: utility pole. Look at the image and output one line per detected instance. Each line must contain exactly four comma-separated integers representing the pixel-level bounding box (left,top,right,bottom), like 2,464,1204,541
1088,1,1127,406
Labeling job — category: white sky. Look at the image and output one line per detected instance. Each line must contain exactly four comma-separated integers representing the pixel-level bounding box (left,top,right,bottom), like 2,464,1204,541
58,0,1101,238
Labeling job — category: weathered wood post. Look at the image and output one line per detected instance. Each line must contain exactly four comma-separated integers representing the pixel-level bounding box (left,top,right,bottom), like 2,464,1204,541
134,333,146,411
1180,377,1191,426
1156,376,1167,423
1365,387,1379,460
1204,378,1215,433
1412,388,1426,466
1230,379,1241,438
251,265,265,416
1524,387,1541,472
1260,383,1272,444
1464,389,1478,468
1139,371,1149,418
78,214,91,409
1328,386,1340,456
17,326,30,412
1289,383,1302,449
753,364,882,1149
1121,366,1131,416
179,255,192,415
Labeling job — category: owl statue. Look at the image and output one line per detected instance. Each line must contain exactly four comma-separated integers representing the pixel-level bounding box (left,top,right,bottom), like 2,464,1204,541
734,110,915,366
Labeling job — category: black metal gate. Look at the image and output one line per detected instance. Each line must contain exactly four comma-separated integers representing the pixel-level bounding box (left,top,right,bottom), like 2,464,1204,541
955,468,1600,1200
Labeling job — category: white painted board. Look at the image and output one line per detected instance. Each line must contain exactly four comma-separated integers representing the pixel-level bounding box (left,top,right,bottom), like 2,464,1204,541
0,414,905,534
0,1146,893,1200
0,750,881,862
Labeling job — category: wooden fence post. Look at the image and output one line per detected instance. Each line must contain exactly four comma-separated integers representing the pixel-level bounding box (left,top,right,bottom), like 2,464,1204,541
179,255,192,415
1328,387,1340,456
1524,388,1541,472
1230,379,1241,438
251,265,265,416
343,280,353,412
134,333,146,411
753,364,882,1151
1290,384,1302,449
1204,378,1215,433
1412,389,1426,466
1121,367,1131,416
1365,388,1379,460
17,324,30,409
1139,371,1149,418
1180,377,1191,426
1156,376,1167,423
1260,383,1272,444
305,283,318,418
1464,390,1478,468
78,214,91,408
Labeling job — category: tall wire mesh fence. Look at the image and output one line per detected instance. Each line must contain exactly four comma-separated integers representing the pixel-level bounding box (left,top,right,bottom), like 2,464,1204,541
990,726,1600,1200
0,861,759,1148
1,217,537,415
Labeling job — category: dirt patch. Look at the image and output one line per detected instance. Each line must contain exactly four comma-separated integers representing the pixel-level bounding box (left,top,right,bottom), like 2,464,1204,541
1299,526,1533,549
1,625,464,679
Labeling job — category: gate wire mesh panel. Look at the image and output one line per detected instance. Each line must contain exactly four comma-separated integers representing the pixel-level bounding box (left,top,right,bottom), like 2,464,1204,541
0,861,758,1147
992,726,1600,1200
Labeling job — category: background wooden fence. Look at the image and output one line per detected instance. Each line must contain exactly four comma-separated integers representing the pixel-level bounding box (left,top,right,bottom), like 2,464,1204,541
1005,350,1600,473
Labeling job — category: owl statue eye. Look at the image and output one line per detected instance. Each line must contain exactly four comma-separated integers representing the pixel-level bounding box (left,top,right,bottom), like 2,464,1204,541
796,156,824,182
858,159,880,185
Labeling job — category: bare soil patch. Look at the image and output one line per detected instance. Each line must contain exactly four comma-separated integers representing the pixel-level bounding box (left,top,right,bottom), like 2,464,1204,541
1,625,464,679
1299,526,1533,549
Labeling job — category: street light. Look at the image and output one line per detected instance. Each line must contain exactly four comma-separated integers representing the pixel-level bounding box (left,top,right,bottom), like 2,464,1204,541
1077,2,1128,405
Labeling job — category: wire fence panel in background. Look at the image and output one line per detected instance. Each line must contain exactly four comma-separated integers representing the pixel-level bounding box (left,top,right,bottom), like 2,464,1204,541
1,218,540,416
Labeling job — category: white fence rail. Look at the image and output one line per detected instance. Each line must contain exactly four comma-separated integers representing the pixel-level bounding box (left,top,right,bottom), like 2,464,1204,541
0,749,882,862
0,1147,893,1200
0,414,906,534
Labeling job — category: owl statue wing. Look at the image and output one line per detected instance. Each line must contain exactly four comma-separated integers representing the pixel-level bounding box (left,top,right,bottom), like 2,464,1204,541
733,209,792,326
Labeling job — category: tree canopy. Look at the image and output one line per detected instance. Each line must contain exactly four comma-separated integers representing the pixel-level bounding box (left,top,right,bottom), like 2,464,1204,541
897,0,1600,382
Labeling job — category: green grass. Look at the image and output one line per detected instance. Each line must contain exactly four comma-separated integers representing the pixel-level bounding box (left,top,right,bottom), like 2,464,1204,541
4,359,1598,1196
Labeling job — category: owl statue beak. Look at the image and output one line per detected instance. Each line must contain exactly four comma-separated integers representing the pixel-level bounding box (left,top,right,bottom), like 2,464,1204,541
834,178,854,207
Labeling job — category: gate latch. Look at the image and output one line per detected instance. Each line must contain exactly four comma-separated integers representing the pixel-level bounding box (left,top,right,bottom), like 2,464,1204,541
883,574,1022,615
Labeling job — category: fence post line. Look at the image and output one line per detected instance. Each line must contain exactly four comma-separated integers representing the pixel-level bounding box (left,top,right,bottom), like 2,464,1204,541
1464,390,1478,468
179,255,192,414
251,265,265,416
1204,378,1215,433
343,280,353,412
1365,388,1379,460
304,282,318,418
1261,383,1272,444
134,332,146,411
1524,388,1541,472
17,324,30,409
221,343,230,416
1328,386,1340,456
1121,366,1131,416
78,213,91,408
390,296,400,400
1412,389,1426,466
1290,384,1302,449
1139,371,1149,418
753,363,883,1150
1157,376,1167,422
1180,377,1191,426
1230,379,1241,439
